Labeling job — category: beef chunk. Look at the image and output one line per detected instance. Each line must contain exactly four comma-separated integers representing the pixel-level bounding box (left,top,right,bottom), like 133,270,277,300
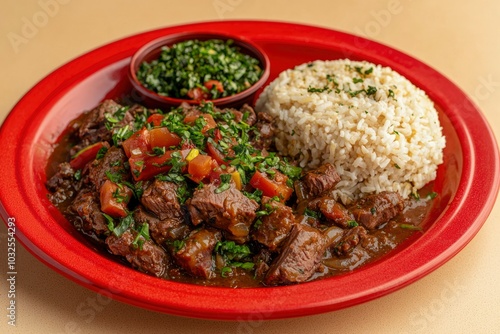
88,146,128,190
46,162,76,205
133,206,190,245
78,100,122,143
349,191,405,230
252,197,296,251
251,112,275,150
308,197,354,228
224,104,257,126
174,228,222,279
332,226,368,257
300,163,341,199
140,180,182,220
106,230,168,277
187,183,259,240
253,248,272,279
70,190,108,236
239,104,257,126
264,224,326,285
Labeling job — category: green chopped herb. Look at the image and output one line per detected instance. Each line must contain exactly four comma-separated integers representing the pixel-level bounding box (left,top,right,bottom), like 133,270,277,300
132,223,150,249
243,189,263,202
221,266,232,277
216,241,252,261
304,208,320,219
105,170,122,183
353,77,364,84
96,146,108,160
347,220,359,228
151,146,166,156
74,169,82,181
112,214,134,237
400,224,423,231
307,85,329,93
112,125,134,146
102,213,115,232
366,86,377,95
427,192,438,199
173,239,185,252
136,39,263,99
215,174,232,193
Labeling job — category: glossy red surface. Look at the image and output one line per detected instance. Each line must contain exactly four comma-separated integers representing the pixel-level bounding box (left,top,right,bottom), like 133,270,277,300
0,21,499,320
129,31,270,109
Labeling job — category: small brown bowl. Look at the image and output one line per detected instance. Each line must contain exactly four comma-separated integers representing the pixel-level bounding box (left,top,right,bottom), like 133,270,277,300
129,32,270,110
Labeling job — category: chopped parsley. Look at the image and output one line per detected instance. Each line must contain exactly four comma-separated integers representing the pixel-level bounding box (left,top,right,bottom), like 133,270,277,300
347,220,359,228
215,174,232,193
112,214,134,237
215,241,254,277
427,192,438,200
400,224,423,231
132,223,150,249
307,85,329,93
136,39,263,99
96,146,108,160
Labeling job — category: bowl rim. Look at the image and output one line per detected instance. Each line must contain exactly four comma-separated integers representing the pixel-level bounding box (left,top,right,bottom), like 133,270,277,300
128,31,271,107
0,20,499,321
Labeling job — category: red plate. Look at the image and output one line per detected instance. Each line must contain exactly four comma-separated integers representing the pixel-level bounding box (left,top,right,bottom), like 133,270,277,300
0,21,499,320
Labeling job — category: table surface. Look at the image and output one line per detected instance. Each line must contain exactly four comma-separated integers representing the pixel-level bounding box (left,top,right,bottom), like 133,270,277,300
1,1,499,333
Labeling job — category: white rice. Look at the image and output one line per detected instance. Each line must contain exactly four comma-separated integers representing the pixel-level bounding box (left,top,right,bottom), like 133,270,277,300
255,59,446,204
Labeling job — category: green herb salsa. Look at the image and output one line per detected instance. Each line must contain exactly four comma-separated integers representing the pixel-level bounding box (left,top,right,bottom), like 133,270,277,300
136,39,263,100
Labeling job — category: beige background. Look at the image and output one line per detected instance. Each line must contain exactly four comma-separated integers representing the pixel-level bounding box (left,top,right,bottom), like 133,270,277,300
1,0,500,333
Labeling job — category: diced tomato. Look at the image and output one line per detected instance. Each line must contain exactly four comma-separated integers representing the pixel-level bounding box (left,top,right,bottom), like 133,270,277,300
206,142,227,166
149,127,181,149
249,170,293,202
204,80,224,93
213,128,223,142
184,112,217,134
187,87,209,100
129,150,175,181
147,113,164,127
70,142,106,170
181,140,197,150
207,159,224,184
187,154,214,183
122,128,150,158
100,180,133,218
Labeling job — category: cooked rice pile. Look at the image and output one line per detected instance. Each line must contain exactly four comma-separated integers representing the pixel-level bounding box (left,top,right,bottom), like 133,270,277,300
255,59,446,204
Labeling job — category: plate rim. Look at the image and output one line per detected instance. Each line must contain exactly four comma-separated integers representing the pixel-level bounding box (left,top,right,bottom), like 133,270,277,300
1,20,499,320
